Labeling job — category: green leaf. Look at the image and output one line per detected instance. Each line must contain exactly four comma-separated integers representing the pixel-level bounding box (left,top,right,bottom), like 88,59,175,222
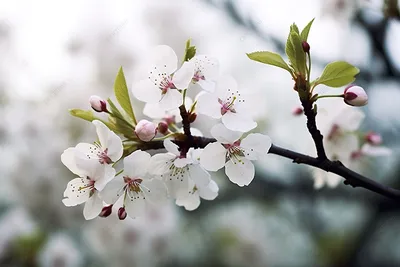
107,98,136,139
315,61,360,87
300,18,315,42
183,39,196,62
290,23,300,34
247,51,292,73
69,109,95,121
114,66,136,124
286,31,306,74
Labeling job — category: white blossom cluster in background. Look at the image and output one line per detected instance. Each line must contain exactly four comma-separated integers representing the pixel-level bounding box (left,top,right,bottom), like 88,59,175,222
61,44,272,220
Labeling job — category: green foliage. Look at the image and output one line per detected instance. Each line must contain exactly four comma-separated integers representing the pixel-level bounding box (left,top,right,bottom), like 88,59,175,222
107,99,136,139
69,109,95,122
183,39,196,62
300,18,315,42
246,51,292,73
114,66,136,124
290,23,300,34
286,30,307,75
314,61,360,87
12,231,47,266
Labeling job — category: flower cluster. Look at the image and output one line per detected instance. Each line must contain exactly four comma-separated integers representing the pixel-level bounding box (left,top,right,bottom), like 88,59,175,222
311,101,391,188
62,44,271,220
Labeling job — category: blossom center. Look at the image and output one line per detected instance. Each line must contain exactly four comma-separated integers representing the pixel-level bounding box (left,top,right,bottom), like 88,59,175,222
159,76,175,94
193,70,205,82
219,96,237,115
224,140,245,162
98,148,112,164
124,176,143,193
77,177,96,196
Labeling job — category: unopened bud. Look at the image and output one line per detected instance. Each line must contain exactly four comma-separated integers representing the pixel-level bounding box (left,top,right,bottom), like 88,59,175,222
118,207,127,220
164,115,176,125
344,85,368,107
302,41,310,53
99,205,113,218
135,120,157,142
89,95,108,112
158,121,169,135
292,107,303,116
365,131,382,146
188,112,197,123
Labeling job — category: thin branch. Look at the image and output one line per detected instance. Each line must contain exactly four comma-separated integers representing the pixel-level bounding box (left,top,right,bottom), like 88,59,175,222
137,137,400,201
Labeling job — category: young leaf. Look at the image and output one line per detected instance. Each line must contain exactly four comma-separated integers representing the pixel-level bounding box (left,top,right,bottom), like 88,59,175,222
315,61,360,87
290,23,300,34
286,31,306,74
107,98,136,138
69,109,95,121
114,67,136,123
246,51,292,73
183,39,196,62
300,18,315,42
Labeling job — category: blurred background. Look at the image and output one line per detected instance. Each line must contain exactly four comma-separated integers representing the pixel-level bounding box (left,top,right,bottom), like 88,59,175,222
0,0,400,266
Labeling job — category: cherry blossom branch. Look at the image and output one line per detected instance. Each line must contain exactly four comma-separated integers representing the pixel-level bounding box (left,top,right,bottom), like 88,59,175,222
300,94,328,160
137,137,400,201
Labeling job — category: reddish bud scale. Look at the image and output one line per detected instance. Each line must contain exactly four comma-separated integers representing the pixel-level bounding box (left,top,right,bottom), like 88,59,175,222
99,205,113,218
292,107,303,116
365,132,382,146
188,113,197,123
158,121,169,135
302,41,310,53
118,207,127,220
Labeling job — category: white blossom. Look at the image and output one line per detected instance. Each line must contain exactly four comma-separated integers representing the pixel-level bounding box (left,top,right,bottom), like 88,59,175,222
61,120,123,169
190,55,219,92
101,150,167,219
149,140,212,199
200,124,271,187
61,154,116,220
196,76,257,132
131,45,195,110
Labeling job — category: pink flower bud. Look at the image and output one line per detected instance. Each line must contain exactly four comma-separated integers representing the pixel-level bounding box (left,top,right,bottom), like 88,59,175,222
365,131,382,146
89,95,108,112
118,207,127,220
158,121,169,135
135,119,157,142
99,205,113,218
343,85,368,107
292,107,303,116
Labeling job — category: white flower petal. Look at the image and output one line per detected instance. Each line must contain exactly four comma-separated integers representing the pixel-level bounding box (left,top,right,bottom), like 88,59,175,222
132,78,162,103
125,191,146,218
222,112,257,132
61,148,81,176
190,128,203,136
94,165,116,191
83,192,103,220
93,120,123,162
326,173,342,188
172,61,195,89
225,157,255,186
148,153,176,175
361,144,392,157
174,157,192,168
198,179,219,200
241,133,272,160
62,178,91,206
72,153,102,179
164,169,189,199
194,55,219,80
124,150,151,178
75,143,99,161
159,89,183,111
197,79,216,93
164,139,180,156
336,107,365,132
150,45,178,75
196,93,221,119
188,165,211,187
141,179,168,205
187,148,202,164
312,169,326,189
143,102,167,119
175,191,200,211
215,75,238,98
100,177,125,205
200,142,226,171
210,123,242,144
